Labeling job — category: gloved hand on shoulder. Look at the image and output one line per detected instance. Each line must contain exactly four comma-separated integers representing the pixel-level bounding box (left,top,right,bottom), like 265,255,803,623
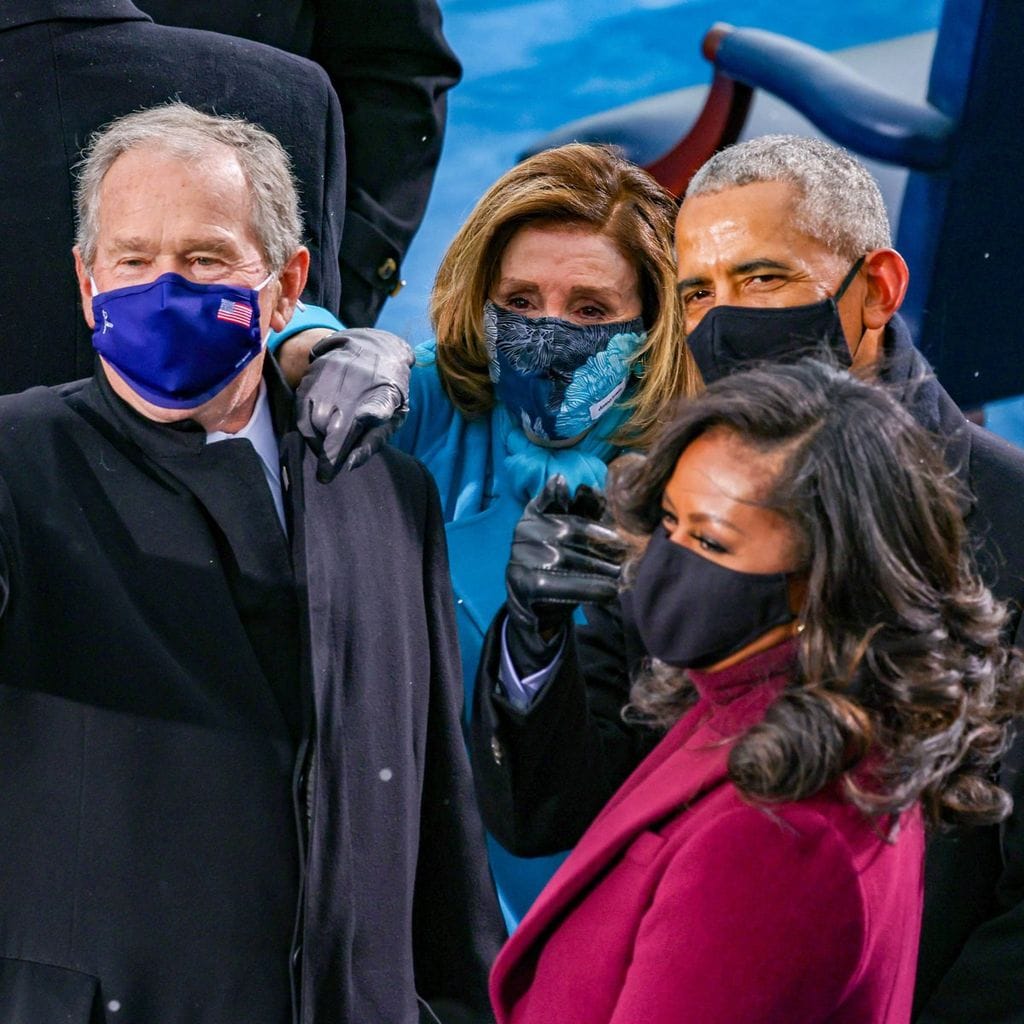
296,328,414,483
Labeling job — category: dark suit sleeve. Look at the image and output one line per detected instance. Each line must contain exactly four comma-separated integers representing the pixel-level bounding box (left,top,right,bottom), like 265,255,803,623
302,69,347,317
913,611,1024,1022
0,475,14,620
470,600,658,857
915,765,1024,1022
912,433,1024,1022
410,461,504,1018
311,0,462,326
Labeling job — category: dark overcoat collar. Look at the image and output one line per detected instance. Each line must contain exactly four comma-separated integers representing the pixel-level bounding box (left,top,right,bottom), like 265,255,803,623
880,313,974,515
1,0,151,32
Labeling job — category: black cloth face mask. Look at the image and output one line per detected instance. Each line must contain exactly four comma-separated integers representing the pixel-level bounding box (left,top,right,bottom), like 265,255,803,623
683,257,865,385
626,527,796,670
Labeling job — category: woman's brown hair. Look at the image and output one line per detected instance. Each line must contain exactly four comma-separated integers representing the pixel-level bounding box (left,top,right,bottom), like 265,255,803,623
430,143,699,449
610,358,1022,829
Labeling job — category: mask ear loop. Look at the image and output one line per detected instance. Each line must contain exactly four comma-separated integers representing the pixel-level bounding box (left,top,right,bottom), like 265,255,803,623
833,255,867,363
832,255,866,303
252,272,280,348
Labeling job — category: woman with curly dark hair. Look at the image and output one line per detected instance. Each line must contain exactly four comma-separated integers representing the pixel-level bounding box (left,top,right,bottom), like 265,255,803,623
488,359,1021,1024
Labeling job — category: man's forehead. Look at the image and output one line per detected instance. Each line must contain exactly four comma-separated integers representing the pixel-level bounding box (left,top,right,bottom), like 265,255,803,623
86,147,266,270
95,143,252,229
674,180,835,269
677,180,798,234
101,141,247,194
100,232,241,254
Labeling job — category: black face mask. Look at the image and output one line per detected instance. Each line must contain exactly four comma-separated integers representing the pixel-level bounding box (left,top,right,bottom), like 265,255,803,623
684,257,865,385
626,528,796,670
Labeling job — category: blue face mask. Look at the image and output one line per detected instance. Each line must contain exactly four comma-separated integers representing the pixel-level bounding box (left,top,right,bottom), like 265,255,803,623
90,271,274,410
483,301,645,444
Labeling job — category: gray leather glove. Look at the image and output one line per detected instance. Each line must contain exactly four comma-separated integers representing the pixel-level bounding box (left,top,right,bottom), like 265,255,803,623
505,474,628,675
296,328,414,482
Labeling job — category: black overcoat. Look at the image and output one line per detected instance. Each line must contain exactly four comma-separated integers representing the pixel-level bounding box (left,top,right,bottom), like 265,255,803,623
0,0,346,393
471,315,1024,1023
0,364,503,1023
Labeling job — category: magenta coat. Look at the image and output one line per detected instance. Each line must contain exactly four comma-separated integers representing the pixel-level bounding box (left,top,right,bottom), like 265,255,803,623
490,641,925,1024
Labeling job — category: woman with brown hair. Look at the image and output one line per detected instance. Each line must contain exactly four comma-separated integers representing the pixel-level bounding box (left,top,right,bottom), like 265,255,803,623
397,144,692,659
426,143,690,449
383,144,698,928
490,358,1021,1023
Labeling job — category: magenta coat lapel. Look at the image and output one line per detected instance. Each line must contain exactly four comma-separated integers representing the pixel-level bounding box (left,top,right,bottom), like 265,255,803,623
494,707,731,984
492,643,798,1014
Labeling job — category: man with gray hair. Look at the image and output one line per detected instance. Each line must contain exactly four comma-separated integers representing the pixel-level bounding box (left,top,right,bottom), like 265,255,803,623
469,134,1024,1021
0,103,502,1023
676,134,900,379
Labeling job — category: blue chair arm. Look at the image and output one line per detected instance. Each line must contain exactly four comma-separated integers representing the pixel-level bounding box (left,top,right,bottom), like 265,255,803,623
708,23,954,170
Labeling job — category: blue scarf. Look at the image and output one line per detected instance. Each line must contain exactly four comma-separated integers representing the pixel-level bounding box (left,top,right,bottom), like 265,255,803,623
496,395,633,504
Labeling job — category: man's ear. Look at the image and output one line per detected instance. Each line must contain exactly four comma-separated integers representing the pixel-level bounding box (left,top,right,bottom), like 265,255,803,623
73,247,97,330
860,248,909,331
269,247,311,333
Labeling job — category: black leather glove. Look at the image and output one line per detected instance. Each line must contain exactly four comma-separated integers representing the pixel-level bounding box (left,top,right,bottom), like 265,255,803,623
505,474,628,675
295,328,414,482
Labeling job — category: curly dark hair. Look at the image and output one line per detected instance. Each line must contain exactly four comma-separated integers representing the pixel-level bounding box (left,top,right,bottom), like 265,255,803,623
608,359,1022,829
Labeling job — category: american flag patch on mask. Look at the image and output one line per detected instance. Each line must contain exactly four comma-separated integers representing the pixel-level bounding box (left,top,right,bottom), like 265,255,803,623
216,299,254,327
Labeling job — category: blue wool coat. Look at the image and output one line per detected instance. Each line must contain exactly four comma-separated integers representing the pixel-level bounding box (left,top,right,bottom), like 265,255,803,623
392,341,627,927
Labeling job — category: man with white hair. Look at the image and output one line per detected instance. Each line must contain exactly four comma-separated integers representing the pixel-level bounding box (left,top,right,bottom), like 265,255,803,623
0,103,501,1024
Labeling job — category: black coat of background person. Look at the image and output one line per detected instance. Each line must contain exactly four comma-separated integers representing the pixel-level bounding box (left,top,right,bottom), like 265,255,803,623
471,315,1024,1023
0,0,347,396
0,363,503,1022
137,0,462,328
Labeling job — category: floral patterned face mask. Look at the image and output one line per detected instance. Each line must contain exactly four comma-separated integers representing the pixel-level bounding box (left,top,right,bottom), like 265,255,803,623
483,301,646,444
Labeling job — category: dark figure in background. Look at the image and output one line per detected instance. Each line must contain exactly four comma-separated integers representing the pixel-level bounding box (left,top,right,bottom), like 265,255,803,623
138,0,462,328
0,103,501,1024
471,135,1024,1022
0,0,344,394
